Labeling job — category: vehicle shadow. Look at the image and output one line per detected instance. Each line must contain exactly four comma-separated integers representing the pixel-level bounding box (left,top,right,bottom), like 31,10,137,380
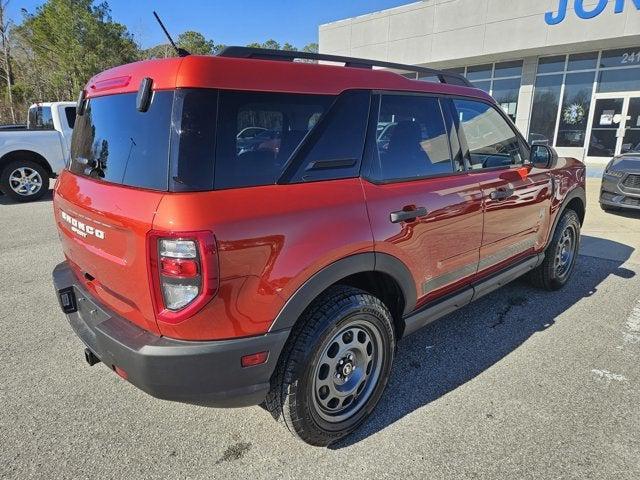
0,188,53,205
329,236,635,449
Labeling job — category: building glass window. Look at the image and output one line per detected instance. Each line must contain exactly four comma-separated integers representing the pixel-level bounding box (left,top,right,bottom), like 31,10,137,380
492,78,520,122
599,48,640,68
530,47,640,151
458,60,523,122
494,61,523,78
597,67,640,93
473,80,492,94
537,55,566,74
567,52,598,71
556,72,595,147
529,74,563,145
467,64,492,81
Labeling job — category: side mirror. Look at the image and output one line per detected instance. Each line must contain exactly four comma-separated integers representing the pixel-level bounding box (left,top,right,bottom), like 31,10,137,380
530,144,558,169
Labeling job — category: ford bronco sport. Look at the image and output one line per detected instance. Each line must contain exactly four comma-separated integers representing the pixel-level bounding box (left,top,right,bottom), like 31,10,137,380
52,47,586,446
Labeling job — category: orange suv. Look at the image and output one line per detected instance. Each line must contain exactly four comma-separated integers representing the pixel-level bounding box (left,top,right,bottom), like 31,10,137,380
52,47,586,445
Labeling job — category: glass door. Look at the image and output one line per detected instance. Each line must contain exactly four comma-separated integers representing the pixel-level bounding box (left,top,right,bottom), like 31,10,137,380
586,97,624,160
586,94,640,161
621,97,640,155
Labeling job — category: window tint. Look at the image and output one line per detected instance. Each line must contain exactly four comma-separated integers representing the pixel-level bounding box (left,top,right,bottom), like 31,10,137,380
453,99,527,169
64,107,76,129
69,91,173,190
285,90,370,183
370,95,454,182
169,89,218,192
214,91,333,189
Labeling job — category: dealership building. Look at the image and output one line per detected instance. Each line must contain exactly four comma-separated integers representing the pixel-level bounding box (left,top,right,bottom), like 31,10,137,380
319,0,640,164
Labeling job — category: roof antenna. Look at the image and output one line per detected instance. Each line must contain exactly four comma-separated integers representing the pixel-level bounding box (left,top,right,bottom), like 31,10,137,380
153,11,190,57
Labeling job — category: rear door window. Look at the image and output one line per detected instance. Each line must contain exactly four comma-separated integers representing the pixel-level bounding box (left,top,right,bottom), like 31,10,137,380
214,91,333,189
369,94,457,182
452,99,528,169
69,91,173,191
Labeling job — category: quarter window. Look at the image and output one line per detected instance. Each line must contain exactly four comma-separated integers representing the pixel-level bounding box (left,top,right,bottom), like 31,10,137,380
453,99,527,169
214,91,333,189
370,95,455,182
284,90,370,183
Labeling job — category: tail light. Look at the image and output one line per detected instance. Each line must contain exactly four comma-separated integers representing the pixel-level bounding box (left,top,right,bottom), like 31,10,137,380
147,231,219,324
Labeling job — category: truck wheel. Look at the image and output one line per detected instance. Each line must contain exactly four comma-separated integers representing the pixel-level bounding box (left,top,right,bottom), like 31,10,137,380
528,209,580,291
0,159,48,202
266,285,395,446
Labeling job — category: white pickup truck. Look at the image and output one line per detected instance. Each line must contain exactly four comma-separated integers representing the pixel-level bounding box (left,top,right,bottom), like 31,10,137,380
0,101,75,202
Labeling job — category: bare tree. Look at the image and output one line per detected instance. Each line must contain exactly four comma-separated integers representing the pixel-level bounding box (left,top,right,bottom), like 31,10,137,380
0,0,15,123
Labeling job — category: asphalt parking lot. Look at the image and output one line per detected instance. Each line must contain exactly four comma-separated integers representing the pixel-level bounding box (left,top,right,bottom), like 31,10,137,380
1,176,639,479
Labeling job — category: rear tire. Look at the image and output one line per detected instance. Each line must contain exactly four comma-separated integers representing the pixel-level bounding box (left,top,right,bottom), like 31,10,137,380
265,285,395,446
0,159,48,202
528,209,580,291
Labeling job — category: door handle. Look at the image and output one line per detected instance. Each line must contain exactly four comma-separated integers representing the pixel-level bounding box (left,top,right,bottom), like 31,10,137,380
389,206,428,223
490,188,514,201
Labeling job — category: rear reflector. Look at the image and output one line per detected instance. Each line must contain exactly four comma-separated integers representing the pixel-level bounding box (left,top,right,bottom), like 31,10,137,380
241,351,269,368
114,366,128,380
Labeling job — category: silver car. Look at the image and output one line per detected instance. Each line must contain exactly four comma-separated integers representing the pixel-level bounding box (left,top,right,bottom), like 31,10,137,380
600,150,640,212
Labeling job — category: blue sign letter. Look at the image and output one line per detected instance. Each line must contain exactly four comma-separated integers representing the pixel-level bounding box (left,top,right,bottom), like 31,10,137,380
615,0,640,13
574,0,608,19
546,0,568,25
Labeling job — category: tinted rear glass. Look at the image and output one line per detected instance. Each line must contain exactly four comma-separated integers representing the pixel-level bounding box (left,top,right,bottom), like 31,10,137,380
214,91,333,189
69,91,173,191
65,107,76,128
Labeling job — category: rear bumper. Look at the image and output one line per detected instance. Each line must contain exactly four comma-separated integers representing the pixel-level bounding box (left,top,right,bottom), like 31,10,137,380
52,261,290,407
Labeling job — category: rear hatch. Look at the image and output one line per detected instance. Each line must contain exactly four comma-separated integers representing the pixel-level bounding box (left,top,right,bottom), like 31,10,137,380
54,90,174,334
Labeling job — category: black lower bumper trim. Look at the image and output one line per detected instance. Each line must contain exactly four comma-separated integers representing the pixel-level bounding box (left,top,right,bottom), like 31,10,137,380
52,261,290,408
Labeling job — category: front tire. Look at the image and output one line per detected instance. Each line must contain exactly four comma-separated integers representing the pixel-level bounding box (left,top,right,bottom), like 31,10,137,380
266,285,395,446
529,209,580,290
0,159,48,202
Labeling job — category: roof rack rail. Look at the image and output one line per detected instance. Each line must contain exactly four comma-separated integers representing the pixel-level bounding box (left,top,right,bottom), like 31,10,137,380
217,46,473,88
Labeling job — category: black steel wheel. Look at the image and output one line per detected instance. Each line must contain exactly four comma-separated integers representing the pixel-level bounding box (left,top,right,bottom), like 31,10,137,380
266,285,395,446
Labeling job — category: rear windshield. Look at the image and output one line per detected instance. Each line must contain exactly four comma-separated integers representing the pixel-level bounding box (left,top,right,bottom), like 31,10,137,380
69,88,370,192
69,92,173,191
28,105,54,130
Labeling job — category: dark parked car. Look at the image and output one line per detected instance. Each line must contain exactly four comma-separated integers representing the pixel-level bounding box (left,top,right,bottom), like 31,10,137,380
600,150,640,212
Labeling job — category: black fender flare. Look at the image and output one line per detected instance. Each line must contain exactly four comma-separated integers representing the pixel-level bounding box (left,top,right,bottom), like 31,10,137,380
547,186,586,246
269,252,416,332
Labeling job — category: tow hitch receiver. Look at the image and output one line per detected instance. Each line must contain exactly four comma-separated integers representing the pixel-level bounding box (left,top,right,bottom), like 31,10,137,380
84,348,101,366
58,287,77,314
